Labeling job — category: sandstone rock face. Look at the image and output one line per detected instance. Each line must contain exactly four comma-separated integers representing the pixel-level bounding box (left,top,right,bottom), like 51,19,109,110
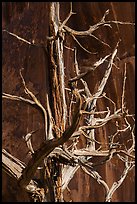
2,2,135,202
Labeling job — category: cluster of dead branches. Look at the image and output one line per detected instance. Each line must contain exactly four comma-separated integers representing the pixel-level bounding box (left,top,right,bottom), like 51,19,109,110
2,2,135,202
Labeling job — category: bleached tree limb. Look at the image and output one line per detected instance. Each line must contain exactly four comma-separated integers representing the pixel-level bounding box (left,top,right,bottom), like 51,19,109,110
105,159,134,202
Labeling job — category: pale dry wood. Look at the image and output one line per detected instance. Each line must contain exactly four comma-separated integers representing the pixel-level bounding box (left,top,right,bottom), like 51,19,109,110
105,159,134,202
3,29,32,45
63,9,134,37
19,69,49,140
18,87,82,188
2,93,35,105
50,2,67,131
2,149,25,179
62,8,134,53
69,54,110,82
62,165,79,191
2,149,40,194
22,130,39,154
81,166,110,195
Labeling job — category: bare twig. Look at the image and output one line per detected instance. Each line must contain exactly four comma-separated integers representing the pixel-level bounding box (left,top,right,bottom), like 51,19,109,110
103,92,117,112
90,34,111,48
116,150,135,160
128,125,135,153
63,9,134,37
79,111,122,131
61,9,134,56
19,69,48,140
81,166,110,196
69,54,110,83
23,130,39,154
105,159,134,202
121,63,127,113
59,2,76,31
3,29,32,45
2,93,35,105
72,34,98,54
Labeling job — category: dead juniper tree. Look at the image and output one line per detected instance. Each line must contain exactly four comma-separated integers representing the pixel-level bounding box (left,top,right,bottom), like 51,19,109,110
2,2,135,202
